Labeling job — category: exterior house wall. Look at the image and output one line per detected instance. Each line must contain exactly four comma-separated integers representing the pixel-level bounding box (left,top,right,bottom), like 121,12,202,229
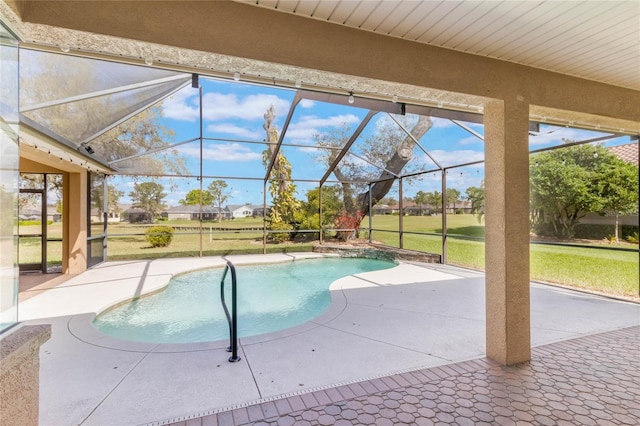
231,208,253,218
580,212,639,226
167,213,191,221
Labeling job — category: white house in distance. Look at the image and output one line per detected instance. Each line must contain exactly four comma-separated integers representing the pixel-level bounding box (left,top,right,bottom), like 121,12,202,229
227,204,257,218
163,205,230,221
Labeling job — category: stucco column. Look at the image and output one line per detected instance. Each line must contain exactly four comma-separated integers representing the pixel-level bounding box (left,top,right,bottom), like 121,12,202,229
0,324,51,426
484,99,531,365
64,171,87,274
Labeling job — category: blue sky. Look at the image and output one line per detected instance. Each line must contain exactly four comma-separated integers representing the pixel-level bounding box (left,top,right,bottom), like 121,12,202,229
114,76,630,207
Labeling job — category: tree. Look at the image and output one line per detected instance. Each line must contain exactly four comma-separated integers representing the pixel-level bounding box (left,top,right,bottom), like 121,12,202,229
447,188,461,213
595,157,639,242
180,189,214,206
207,180,230,223
414,190,428,215
91,107,188,176
296,185,343,237
262,105,301,240
426,191,442,213
128,182,166,223
316,115,433,228
465,184,485,223
379,197,397,206
91,184,124,219
530,142,638,238
22,52,187,176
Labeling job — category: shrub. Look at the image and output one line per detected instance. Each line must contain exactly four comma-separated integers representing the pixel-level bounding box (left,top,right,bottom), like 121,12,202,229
268,220,293,243
626,232,639,244
145,226,174,247
334,210,362,242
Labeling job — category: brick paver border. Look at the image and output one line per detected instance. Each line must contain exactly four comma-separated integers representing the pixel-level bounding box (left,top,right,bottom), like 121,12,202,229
153,326,640,426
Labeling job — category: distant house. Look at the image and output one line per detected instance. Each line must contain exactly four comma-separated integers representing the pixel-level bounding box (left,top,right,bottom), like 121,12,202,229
47,205,62,223
121,207,149,223
227,204,255,218
372,200,471,216
447,200,472,214
371,204,399,215
608,142,638,166
251,205,271,218
89,209,124,223
162,205,230,221
18,208,41,221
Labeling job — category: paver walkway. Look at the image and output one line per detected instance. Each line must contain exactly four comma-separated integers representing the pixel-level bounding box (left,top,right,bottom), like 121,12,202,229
162,326,640,426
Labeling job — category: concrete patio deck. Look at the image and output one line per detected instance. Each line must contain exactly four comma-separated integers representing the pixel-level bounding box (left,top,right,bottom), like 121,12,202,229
18,253,640,425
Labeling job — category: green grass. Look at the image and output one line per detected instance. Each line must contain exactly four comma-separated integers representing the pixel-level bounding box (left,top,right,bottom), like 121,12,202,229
369,214,639,298
16,214,639,297
105,219,313,259
530,244,639,296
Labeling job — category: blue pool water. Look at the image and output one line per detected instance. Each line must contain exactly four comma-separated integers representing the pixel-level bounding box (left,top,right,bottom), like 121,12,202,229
93,257,394,343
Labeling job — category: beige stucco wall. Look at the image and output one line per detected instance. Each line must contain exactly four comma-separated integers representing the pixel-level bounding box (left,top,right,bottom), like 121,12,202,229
0,324,51,426
20,152,89,274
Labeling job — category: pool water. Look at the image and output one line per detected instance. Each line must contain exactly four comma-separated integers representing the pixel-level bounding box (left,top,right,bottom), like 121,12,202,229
93,257,394,343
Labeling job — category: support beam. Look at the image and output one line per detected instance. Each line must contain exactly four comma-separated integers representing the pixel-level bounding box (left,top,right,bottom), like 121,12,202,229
65,171,87,273
484,99,531,365
319,110,377,185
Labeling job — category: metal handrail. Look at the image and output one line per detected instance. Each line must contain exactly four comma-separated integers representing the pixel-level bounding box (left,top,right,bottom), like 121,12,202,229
220,261,241,362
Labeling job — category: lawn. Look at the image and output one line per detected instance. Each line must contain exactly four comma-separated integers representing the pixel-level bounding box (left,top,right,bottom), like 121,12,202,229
369,214,639,298
17,215,639,297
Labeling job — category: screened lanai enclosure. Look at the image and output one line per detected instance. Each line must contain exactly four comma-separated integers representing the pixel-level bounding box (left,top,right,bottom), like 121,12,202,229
18,47,638,271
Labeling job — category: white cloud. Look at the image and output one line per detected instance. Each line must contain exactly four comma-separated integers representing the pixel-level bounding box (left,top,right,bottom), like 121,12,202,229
162,88,200,121
430,117,455,129
299,99,315,108
207,123,262,139
163,90,291,123
458,135,483,145
528,126,604,146
287,114,360,143
181,143,262,162
422,149,485,167
202,93,290,122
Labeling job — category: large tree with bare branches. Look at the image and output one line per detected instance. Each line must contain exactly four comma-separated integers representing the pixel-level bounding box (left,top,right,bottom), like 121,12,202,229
316,114,433,223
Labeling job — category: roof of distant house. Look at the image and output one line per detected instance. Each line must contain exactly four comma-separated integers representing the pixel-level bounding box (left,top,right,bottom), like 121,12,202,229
165,205,228,213
227,204,254,212
608,142,638,165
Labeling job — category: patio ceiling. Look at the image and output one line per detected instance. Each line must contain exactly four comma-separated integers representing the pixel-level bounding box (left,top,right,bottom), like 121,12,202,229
234,0,640,92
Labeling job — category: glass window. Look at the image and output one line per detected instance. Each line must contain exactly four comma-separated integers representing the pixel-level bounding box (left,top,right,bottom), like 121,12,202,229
0,21,20,333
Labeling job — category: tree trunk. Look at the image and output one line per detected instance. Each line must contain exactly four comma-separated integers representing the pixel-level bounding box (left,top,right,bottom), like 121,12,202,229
332,168,358,214
355,116,433,217
615,212,620,242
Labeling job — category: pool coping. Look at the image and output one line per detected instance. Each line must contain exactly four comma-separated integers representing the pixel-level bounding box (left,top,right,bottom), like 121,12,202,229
66,253,400,354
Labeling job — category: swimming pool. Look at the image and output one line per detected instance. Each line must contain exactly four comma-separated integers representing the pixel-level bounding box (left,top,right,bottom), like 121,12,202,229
93,257,394,343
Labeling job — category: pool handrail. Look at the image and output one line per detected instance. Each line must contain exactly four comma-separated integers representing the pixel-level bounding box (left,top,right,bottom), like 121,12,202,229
220,260,241,362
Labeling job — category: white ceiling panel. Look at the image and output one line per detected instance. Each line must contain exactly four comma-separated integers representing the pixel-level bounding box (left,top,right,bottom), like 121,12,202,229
396,2,444,39
273,0,298,13
290,0,319,15
357,1,401,32
309,0,340,20
325,0,360,23
239,0,640,90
